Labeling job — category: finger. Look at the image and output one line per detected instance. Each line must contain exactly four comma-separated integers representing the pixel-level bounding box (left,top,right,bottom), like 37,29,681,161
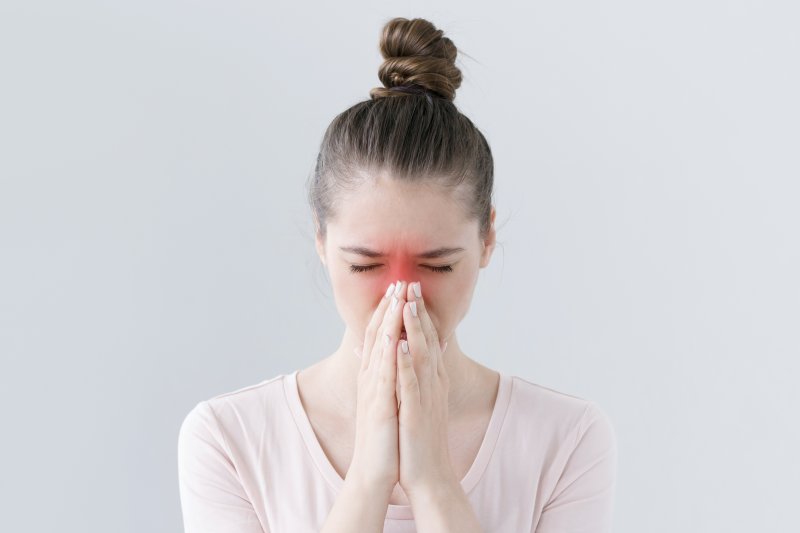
396,336,420,410
402,298,432,407
360,282,394,372
365,281,398,372
408,283,441,373
376,281,406,393
407,282,442,355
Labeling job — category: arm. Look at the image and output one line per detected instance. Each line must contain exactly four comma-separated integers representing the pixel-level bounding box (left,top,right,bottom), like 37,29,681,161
177,401,267,533
534,402,618,533
320,471,393,533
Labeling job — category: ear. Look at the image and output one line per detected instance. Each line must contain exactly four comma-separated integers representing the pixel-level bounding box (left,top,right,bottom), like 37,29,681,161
311,212,328,266
315,229,327,267
478,206,496,269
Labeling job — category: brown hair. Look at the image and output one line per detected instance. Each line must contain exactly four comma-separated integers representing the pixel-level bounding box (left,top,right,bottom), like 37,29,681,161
307,17,495,243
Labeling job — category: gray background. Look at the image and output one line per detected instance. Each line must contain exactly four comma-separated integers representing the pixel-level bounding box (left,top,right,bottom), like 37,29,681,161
1,1,798,532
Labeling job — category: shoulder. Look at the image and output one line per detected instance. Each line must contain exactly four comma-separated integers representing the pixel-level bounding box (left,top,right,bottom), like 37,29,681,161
507,375,617,453
507,377,618,527
178,373,288,446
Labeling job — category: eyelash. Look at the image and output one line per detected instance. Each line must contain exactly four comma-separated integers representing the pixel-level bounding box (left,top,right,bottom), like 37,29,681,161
349,264,454,274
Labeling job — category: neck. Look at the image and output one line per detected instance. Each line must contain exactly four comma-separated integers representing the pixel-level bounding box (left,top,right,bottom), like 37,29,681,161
317,329,478,421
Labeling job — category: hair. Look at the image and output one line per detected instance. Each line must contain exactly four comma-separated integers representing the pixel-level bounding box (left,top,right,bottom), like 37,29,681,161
307,17,495,244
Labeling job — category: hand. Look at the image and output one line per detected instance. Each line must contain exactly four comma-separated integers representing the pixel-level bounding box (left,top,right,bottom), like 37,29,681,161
348,281,408,492
394,280,455,499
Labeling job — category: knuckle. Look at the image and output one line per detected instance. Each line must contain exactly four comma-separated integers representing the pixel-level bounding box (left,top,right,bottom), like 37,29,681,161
376,372,391,387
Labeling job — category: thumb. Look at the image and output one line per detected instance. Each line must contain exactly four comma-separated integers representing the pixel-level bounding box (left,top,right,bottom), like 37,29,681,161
396,339,420,407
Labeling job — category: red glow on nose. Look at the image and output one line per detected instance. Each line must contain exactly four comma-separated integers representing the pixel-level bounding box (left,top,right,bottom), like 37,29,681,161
373,238,427,294
387,250,415,281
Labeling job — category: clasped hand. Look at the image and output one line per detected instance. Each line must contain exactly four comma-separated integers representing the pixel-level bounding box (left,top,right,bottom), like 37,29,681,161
351,280,454,501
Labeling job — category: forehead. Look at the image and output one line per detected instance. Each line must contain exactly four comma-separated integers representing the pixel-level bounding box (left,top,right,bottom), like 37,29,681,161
328,174,474,247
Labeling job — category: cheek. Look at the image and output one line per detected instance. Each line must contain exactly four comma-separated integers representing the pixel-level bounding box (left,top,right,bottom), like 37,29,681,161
426,268,478,329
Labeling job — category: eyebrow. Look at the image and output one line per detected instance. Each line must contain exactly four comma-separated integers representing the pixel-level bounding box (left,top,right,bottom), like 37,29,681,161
339,246,465,259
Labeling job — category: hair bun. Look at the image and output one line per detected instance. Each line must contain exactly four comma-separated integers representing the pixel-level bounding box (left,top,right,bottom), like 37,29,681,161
369,17,463,102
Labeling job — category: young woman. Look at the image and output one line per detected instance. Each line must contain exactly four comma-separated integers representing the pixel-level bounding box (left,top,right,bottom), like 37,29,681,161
178,17,617,533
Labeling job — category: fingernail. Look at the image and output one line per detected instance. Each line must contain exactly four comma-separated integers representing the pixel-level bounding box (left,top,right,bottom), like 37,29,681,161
391,296,398,313
400,340,409,354
384,333,391,346
410,301,417,317
394,281,404,296
385,282,395,299
412,282,422,299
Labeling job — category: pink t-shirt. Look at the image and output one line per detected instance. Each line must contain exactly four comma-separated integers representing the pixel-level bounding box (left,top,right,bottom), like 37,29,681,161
178,370,617,532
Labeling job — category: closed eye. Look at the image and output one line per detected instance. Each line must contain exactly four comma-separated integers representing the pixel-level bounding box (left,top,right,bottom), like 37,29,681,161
349,264,453,274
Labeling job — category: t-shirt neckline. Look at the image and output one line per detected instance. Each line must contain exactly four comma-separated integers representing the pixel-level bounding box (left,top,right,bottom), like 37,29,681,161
283,367,512,520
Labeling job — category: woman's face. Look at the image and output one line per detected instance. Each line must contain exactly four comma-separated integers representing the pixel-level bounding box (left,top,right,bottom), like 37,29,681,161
315,173,496,347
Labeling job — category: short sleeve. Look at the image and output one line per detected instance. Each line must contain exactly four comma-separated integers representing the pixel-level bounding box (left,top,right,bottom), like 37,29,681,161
177,400,268,533
534,402,618,533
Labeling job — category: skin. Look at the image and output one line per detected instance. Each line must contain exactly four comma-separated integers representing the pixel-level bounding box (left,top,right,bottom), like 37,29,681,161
308,169,498,509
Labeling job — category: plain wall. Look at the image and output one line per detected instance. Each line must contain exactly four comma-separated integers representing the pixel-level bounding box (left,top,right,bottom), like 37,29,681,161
1,1,798,531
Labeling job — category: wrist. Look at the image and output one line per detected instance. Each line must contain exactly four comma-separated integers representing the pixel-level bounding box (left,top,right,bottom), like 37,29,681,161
343,467,395,498
405,474,461,506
